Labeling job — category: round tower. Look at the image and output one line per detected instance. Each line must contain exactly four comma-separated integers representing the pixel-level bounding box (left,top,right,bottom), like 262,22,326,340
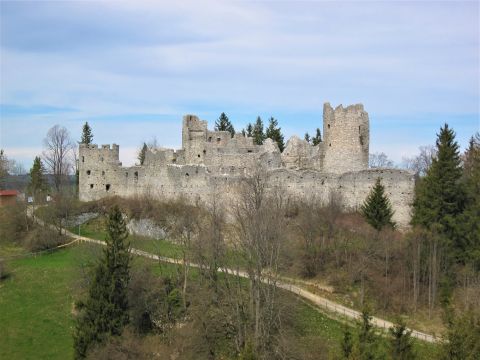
322,102,369,174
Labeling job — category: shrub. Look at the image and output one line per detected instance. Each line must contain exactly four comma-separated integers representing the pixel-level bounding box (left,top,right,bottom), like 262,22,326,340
22,226,66,252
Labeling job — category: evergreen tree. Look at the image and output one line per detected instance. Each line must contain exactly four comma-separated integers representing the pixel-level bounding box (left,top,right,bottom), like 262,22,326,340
458,133,480,264
412,124,465,244
357,309,380,360
361,178,396,231
312,128,322,146
246,123,253,137
440,309,480,360
252,116,265,145
74,206,131,359
138,143,147,165
241,128,246,137
265,117,285,152
28,156,47,198
389,320,416,360
341,326,354,358
81,122,93,144
304,132,311,143
214,112,235,137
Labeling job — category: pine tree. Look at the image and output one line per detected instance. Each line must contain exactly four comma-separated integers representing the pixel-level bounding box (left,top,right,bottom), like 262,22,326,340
341,326,353,358
73,205,131,359
138,143,147,165
412,124,465,242
252,116,265,145
357,309,380,360
312,128,322,146
265,117,285,152
361,178,395,230
389,320,416,360
214,112,235,137
246,123,253,137
458,133,480,264
28,156,47,198
81,122,93,144
304,132,311,143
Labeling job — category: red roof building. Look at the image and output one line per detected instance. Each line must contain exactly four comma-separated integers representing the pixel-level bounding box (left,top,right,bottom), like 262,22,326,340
0,190,19,206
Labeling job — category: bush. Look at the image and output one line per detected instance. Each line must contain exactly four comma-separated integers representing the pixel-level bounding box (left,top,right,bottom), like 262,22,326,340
22,226,66,252
0,259,8,281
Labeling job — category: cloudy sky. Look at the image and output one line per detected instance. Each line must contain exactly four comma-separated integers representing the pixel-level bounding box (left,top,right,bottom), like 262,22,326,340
0,0,478,169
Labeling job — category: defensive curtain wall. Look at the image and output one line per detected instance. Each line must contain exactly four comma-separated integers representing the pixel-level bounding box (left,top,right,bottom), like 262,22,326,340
79,103,415,227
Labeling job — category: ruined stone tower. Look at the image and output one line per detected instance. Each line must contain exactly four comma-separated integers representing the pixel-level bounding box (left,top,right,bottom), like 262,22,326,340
322,103,369,174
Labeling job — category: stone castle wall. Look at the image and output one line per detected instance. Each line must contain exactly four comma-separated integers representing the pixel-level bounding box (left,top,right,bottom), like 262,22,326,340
79,103,414,227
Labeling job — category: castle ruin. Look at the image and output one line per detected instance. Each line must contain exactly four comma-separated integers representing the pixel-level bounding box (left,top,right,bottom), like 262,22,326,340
79,103,415,226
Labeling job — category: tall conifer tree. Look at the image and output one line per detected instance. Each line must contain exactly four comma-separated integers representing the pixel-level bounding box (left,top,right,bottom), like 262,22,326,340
312,128,322,146
81,122,93,144
252,116,265,145
265,117,285,152
361,178,395,230
74,206,131,359
412,124,465,241
214,112,235,137
28,156,47,197
138,143,147,165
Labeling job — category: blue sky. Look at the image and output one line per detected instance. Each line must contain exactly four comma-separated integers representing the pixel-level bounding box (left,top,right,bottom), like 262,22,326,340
0,0,479,169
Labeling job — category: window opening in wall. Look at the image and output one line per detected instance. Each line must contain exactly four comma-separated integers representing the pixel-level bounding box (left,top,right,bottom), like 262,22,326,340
90,184,94,189
134,171,138,181
203,150,206,155
217,137,221,143
329,143,331,147
197,154,201,158
208,137,212,142
172,159,176,163
185,173,189,177
82,156,85,163
359,125,361,133
106,184,111,191
328,124,330,129
86,170,91,175
101,157,104,162
125,172,128,177
247,150,253,153
102,171,105,176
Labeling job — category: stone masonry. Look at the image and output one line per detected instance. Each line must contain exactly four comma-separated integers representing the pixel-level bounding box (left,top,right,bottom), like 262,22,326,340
79,103,415,227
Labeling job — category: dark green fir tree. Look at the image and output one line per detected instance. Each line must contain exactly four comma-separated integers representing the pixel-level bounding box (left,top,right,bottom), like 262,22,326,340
215,112,235,137
28,156,47,198
265,117,285,152
389,320,416,360
252,116,265,145
73,206,131,359
361,178,395,231
81,122,93,144
312,128,322,146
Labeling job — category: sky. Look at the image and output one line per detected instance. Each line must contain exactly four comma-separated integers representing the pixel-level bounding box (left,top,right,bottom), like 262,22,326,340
0,0,479,170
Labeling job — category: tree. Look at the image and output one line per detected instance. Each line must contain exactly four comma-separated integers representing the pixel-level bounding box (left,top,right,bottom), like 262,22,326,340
246,123,253,137
312,128,322,146
42,125,75,191
458,133,480,264
441,309,480,360
215,112,235,137
401,145,436,176
361,178,395,231
137,142,147,166
28,156,47,199
304,132,311,143
357,309,380,360
73,205,131,359
341,326,353,358
412,124,465,242
369,152,394,168
252,116,265,145
389,320,416,360
81,122,93,144
265,117,285,152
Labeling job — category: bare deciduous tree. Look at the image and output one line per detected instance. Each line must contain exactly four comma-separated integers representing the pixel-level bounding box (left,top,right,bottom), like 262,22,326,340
401,145,436,176
42,125,75,191
369,152,394,168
